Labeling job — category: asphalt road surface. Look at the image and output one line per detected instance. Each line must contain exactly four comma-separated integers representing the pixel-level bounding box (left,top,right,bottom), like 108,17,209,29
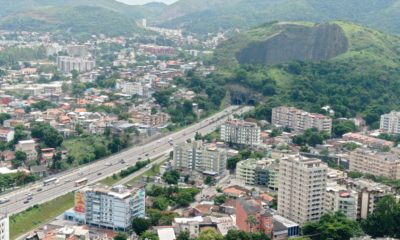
0,105,253,215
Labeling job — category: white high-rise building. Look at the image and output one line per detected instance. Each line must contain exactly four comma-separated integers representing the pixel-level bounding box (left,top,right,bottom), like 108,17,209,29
272,106,332,134
173,141,227,176
57,56,95,73
220,119,261,146
278,155,327,225
0,214,9,240
75,184,145,231
380,111,400,135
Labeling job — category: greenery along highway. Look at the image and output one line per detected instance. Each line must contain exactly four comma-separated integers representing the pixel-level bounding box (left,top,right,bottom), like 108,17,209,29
0,105,252,215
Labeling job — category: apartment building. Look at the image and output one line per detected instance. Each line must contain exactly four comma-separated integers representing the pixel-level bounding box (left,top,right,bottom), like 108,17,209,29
67,44,88,57
75,184,145,231
343,133,394,149
380,111,400,135
173,141,227,176
325,184,358,220
142,113,170,127
348,148,400,180
57,56,95,73
15,140,37,162
272,106,332,134
236,158,279,190
0,214,9,240
236,198,274,236
220,119,261,147
0,128,14,143
277,155,328,225
350,179,392,219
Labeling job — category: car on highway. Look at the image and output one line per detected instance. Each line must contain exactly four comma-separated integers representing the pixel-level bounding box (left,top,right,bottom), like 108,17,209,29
65,179,71,183
120,159,126,164
37,188,42,192
0,198,9,204
138,157,142,160
97,172,102,176
145,153,149,157
105,162,112,166
23,199,29,204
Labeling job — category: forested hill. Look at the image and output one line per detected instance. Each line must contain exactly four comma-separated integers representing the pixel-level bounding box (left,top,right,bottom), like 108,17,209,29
207,21,400,128
0,0,164,36
157,0,400,35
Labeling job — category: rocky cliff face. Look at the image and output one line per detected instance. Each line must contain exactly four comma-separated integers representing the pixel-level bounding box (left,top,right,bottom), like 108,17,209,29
236,23,349,66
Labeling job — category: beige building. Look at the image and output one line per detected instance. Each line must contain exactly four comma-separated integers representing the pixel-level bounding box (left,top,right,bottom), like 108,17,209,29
220,119,260,146
272,106,332,134
277,155,328,225
325,183,358,220
173,141,227,176
15,140,37,162
380,111,400,135
348,148,400,180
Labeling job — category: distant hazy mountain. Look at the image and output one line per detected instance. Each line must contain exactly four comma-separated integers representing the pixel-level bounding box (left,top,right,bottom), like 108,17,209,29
157,0,400,34
0,0,165,36
116,0,177,5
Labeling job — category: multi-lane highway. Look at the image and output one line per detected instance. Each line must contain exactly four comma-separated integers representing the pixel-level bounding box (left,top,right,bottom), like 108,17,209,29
0,105,253,215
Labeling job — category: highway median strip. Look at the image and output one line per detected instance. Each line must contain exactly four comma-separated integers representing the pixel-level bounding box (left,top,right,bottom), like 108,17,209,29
10,192,74,240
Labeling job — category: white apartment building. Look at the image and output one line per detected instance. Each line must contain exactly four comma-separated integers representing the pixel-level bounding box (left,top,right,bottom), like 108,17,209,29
220,119,261,146
15,140,37,162
278,155,328,225
67,44,88,57
272,106,332,134
236,158,279,190
0,214,9,240
75,185,145,231
380,111,400,135
173,141,227,176
325,183,358,220
349,148,400,180
0,128,14,143
57,56,95,73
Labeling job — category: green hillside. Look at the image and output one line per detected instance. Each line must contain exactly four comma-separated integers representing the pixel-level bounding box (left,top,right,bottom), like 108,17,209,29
0,0,165,36
209,21,400,127
158,0,400,34
0,5,140,36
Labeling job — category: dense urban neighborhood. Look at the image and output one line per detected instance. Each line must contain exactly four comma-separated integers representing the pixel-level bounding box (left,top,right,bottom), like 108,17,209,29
0,1,400,240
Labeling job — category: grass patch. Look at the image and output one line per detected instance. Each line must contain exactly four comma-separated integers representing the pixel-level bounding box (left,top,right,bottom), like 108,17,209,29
10,192,74,239
98,174,122,186
126,162,163,185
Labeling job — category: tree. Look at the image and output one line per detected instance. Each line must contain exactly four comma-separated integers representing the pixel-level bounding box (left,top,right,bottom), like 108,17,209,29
153,196,169,211
113,232,128,240
204,176,213,185
361,195,400,238
31,122,63,148
176,231,190,240
176,190,194,207
71,70,79,80
139,231,159,240
227,155,242,171
213,194,226,205
246,215,258,233
132,217,151,236
0,113,11,125
13,151,27,168
163,170,180,184
225,230,270,240
13,125,28,144
303,212,363,240
52,152,63,170
198,229,223,240
332,120,356,138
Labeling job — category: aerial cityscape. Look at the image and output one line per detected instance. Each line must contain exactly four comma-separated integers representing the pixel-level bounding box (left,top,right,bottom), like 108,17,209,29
0,0,399,240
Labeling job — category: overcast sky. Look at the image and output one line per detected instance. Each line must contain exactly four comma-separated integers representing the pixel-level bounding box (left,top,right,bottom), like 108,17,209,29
116,0,178,5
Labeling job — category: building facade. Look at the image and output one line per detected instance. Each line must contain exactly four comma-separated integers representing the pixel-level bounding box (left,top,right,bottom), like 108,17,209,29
380,111,400,135
324,188,358,220
75,185,145,231
236,158,278,190
272,106,332,134
236,198,273,236
57,56,95,73
173,141,227,176
348,148,400,180
220,119,261,147
277,155,328,225
15,140,37,162
0,214,9,240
